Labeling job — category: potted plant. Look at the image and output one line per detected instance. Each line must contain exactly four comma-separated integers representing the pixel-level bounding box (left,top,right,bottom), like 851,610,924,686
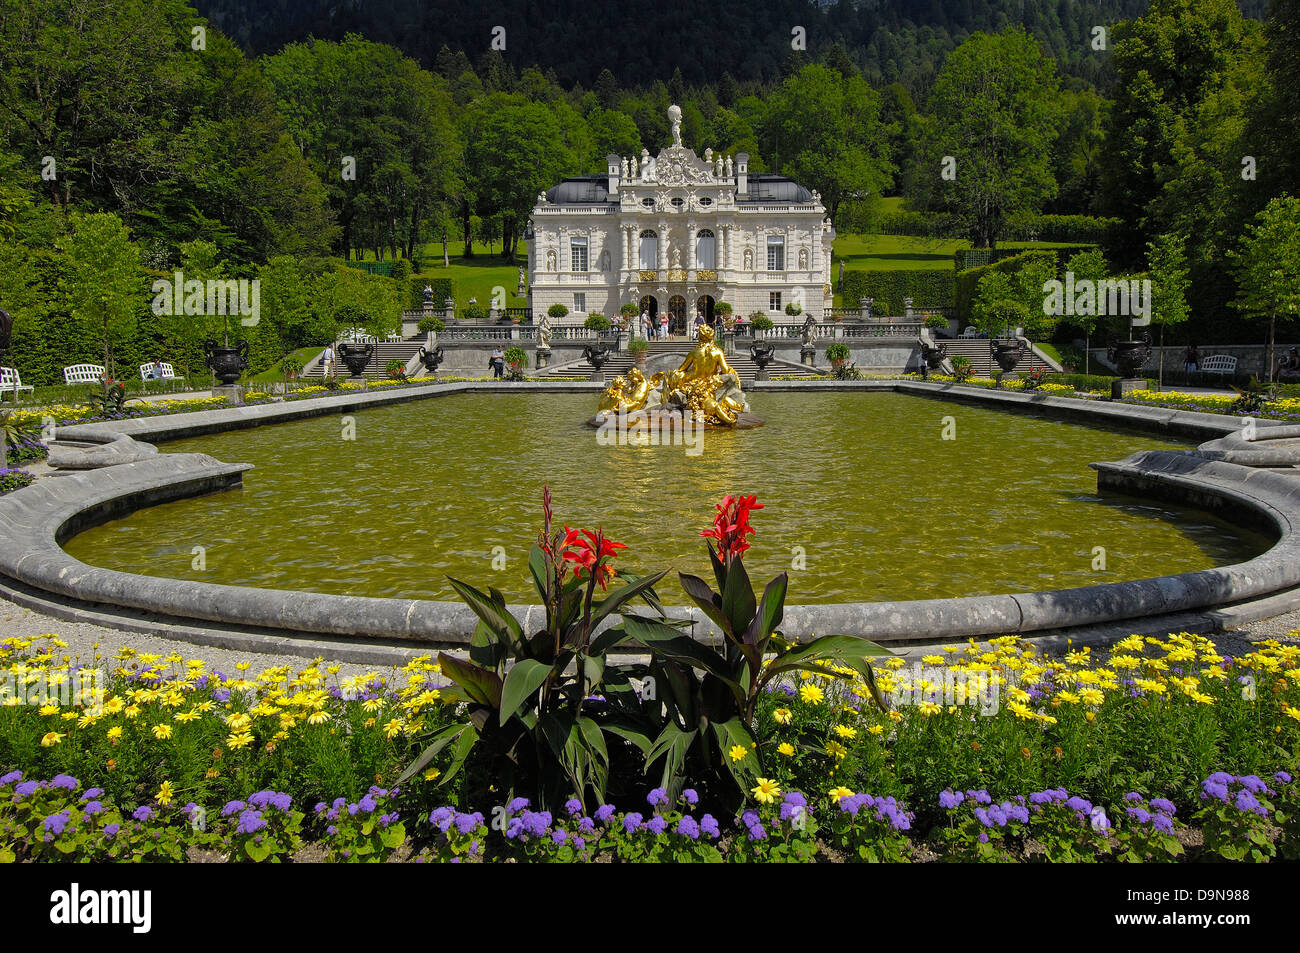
417,315,446,335
547,303,569,321
620,302,640,322
924,313,950,336
627,336,650,366
750,313,773,332
280,355,304,381
784,302,803,317
825,341,852,374
386,358,408,382
503,345,529,381
951,355,973,382
583,313,612,332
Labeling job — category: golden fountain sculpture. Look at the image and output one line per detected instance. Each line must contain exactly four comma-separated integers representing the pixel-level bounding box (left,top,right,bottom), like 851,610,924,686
592,325,758,427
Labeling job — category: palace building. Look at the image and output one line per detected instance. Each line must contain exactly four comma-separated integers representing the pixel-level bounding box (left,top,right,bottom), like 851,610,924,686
528,105,834,329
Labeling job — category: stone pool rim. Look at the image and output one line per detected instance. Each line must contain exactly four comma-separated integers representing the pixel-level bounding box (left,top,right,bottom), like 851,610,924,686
2,379,1297,656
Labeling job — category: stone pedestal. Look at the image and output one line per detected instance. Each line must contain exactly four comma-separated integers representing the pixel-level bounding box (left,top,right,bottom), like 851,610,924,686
801,345,816,367
589,369,605,383
756,366,770,382
212,384,244,403
536,347,551,369
1111,378,1146,399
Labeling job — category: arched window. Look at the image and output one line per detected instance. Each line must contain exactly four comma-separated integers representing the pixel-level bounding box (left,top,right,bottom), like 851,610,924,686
639,230,658,271
695,229,715,270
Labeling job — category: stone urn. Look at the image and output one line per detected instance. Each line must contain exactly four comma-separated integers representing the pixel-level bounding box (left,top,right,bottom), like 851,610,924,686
749,341,775,381
582,342,611,381
991,338,1026,373
203,339,249,385
1108,334,1153,378
337,341,374,380
417,344,444,375
920,340,948,379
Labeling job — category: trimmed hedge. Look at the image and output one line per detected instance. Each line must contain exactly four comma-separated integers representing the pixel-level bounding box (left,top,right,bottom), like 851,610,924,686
841,268,954,316
955,250,1064,322
1005,213,1121,245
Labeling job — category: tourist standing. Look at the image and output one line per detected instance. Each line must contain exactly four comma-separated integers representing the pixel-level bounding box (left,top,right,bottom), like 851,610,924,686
490,345,505,378
321,343,335,379
659,312,669,340
1183,343,1199,374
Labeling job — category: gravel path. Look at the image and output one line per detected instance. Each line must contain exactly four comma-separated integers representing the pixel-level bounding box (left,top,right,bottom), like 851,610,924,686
3,593,1296,676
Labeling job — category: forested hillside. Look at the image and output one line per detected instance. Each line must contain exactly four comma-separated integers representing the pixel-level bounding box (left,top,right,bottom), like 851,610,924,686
193,0,1265,92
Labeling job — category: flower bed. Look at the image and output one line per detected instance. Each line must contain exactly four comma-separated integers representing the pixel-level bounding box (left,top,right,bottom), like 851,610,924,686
2,622,1297,862
0,467,35,496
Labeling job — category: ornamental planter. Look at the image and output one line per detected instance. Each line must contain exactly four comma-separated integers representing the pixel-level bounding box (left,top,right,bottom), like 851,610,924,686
417,344,444,375
337,341,375,380
1108,336,1153,379
991,340,1025,373
203,339,249,385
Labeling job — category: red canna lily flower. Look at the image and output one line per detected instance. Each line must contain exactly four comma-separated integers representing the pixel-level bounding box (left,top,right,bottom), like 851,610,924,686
560,526,627,590
700,494,763,562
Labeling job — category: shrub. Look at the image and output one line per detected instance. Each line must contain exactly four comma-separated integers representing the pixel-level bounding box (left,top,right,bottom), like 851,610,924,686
751,315,775,331
385,359,407,381
462,302,489,323
619,302,639,319
951,356,972,381
715,302,733,316
925,314,949,332
841,269,954,316
280,355,305,379
503,346,529,382
417,316,445,334
390,259,412,283
583,313,612,331
784,302,803,316
825,342,851,365
627,337,650,355
547,303,570,319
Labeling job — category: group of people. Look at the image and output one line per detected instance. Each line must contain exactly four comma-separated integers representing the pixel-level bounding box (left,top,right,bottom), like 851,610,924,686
637,309,740,341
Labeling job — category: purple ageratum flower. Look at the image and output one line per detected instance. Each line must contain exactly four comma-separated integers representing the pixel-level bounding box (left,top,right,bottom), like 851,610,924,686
454,812,484,836
314,802,328,815
504,818,524,841
1124,792,1144,803
236,809,267,835
50,774,78,791
132,805,154,822
1237,775,1269,795
1275,772,1293,785
1201,780,1230,803
700,814,720,839
1126,807,1152,825
578,817,595,833
79,788,104,802
676,815,701,840
521,811,552,838
572,836,586,851
1206,771,1234,785
326,825,338,837
681,789,699,807
646,816,668,835
594,804,616,823
1149,798,1176,815
507,797,531,814
551,829,568,845
783,791,807,808
103,823,120,837
966,789,992,805
43,810,72,839
623,813,644,833
82,800,104,817
939,790,964,810
1,770,23,785
839,794,866,817
430,806,455,831
564,798,583,817
1066,796,1093,814
746,822,768,841
1089,806,1111,831
741,810,760,828
1152,814,1174,834
1234,790,1267,817
222,800,247,817
378,813,399,828
779,801,806,825
647,787,669,807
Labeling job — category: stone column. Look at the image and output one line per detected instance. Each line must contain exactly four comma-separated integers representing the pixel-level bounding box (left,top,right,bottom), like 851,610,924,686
658,224,668,272
620,228,628,275
688,221,696,269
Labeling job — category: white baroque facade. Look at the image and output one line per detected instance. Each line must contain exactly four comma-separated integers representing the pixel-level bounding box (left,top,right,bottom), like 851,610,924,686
529,105,834,327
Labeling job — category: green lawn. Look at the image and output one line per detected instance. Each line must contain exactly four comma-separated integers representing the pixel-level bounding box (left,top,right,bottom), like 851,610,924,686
250,346,324,384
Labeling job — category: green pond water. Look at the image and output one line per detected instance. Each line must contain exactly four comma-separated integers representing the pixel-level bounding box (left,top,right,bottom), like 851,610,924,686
63,392,1270,604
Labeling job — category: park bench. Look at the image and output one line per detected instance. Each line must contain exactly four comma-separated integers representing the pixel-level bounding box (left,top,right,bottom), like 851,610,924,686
63,364,105,385
959,326,981,339
1,367,34,397
139,362,176,381
1200,355,1237,375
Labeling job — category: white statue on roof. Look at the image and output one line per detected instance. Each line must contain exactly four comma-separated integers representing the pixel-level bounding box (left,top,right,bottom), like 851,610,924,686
668,104,683,147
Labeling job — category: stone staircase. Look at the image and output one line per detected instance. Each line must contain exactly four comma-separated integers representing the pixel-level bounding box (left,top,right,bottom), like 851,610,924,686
938,338,1057,377
305,340,423,379
569,339,767,385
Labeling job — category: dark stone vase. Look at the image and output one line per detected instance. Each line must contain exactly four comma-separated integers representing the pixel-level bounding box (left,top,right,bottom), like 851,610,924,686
991,340,1025,373
1108,335,1153,378
583,342,610,371
919,341,948,379
338,341,375,379
203,339,249,385
418,344,444,374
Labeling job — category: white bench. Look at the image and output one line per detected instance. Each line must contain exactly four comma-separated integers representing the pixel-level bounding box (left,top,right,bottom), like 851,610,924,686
139,362,176,381
959,326,980,339
63,364,105,385
1,367,33,396
1200,355,1237,375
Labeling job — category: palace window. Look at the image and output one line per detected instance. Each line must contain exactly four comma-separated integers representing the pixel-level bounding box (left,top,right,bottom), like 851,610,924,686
766,236,785,271
573,293,586,313
769,292,782,311
638,230,658,271
695,229,715,270
570,236,588,272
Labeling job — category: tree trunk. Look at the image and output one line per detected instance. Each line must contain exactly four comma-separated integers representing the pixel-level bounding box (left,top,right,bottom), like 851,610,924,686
1269,311,1277,383
1158,325,1165,389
